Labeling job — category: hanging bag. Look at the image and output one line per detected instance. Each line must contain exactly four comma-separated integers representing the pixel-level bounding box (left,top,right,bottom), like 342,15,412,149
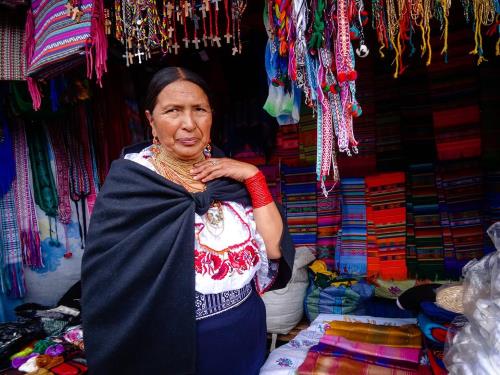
24,0,107,110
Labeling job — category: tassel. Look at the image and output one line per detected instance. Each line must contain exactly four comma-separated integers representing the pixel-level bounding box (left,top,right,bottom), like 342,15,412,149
23,9,42,111
87,0,108,86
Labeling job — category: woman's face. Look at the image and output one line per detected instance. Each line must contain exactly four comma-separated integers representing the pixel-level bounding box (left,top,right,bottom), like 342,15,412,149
146,80,212,161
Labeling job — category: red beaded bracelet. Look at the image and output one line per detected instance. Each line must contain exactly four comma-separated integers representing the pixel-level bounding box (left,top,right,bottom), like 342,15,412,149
244,171,274,208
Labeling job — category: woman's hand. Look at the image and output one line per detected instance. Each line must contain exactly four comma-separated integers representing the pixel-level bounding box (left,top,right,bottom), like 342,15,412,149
190,158,259,183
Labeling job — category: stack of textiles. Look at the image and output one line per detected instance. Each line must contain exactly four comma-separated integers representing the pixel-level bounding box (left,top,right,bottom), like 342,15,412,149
260,165,281,203
406,164,445,279
275,125,300,167
338,58,377,177
298,109,316,166
281,166,317,247
437,160,484,278
336,178,367,276
297,319,424,374
315,183,341,265
260,314,420,375
428,29,481,162
232,145,267,166
399,67,436,165
374,71,403,171
365,172,407,279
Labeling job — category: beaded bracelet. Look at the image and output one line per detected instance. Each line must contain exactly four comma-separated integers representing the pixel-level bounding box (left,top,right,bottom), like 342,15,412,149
244,171,273,208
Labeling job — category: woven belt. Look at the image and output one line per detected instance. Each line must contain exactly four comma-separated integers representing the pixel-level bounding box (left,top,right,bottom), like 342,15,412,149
195,283,253,320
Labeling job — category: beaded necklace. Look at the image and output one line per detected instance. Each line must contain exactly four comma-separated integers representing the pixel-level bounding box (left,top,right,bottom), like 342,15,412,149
151,147,206,193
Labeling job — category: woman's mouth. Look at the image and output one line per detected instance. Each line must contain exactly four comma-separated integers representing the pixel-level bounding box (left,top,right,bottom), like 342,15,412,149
177,138,198,146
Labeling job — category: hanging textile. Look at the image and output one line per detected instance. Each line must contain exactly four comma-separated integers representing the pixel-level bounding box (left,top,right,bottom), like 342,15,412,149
26,122,59,218
0,188,26,299
0,12,26,81
24,0,108,110
0,113,16,197
336,178,367,276
365,172,407,280
12,120,42,268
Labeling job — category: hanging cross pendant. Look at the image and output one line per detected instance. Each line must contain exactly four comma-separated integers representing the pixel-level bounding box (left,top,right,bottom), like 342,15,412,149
128,52,134,65
202,35,208,47
212,35,221,47
166,2,174,18
232,46,238,55
183,37,190,48
122,52,130,67
135,48,145,64
212,0,220,11
176,6,181,22
172,42,180,54
167,27,174,39
203,0,210,11
224,33,232,43
192,14,200,29
192,37,200,49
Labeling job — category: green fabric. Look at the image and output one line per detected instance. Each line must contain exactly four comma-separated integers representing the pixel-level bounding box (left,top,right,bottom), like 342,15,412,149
27,123,58,217
308,0,325,50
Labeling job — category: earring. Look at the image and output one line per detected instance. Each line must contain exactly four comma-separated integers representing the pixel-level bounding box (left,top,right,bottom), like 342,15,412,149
152,136,161,155
203,143,212,158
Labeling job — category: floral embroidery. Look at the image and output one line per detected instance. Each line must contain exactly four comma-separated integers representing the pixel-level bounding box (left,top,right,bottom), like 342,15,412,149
194,244,260,280
276,358,293,367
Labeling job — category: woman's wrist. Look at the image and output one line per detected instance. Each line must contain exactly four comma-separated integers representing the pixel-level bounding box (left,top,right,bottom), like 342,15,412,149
244,170,273,208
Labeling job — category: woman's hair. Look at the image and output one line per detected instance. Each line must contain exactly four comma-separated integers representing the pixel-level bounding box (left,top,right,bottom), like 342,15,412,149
144,67,213,113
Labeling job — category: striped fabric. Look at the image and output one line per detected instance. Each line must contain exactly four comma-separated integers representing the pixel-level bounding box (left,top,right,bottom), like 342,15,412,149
27,0,93,78
281,165,318,247
336,178,367,276
365,173,407,280
0,188,26,298
275,124,300,167
316,182,341,265
0,13,26,81
437,160,484,278
406,164,445,279
298,109,317,166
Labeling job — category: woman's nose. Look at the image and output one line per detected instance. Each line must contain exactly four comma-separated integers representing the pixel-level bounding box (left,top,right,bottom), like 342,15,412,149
181,111,197,130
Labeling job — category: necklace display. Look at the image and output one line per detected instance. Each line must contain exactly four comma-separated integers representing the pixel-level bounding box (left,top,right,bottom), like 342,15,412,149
112,0,248,65
151,146,206,193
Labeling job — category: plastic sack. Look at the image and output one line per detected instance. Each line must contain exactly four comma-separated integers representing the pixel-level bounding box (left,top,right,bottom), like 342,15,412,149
444,222,500,375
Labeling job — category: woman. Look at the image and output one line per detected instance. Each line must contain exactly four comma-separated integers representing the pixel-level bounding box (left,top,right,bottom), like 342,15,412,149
81,67,294,374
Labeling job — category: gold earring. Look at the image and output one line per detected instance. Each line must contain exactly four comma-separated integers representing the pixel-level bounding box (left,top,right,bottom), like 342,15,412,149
152,136,161,155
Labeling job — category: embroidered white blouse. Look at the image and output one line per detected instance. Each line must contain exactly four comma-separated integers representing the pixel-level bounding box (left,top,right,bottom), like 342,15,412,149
125,147,277,295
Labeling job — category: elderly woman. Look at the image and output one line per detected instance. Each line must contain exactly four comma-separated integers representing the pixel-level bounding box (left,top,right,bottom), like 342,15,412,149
81,67,294,374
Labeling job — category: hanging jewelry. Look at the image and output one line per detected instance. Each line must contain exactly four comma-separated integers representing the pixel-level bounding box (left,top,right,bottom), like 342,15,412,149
203,201,225,237
212,0,222,46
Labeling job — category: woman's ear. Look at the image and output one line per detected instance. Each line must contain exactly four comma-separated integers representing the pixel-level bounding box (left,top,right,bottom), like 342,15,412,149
145,110,153,125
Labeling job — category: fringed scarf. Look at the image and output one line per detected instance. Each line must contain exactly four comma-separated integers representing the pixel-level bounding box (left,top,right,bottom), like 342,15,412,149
0,112,16,196
12,119,42,268
0,188,26,298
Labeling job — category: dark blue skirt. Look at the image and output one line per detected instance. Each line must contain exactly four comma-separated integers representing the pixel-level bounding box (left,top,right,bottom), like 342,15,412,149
196,290,267,375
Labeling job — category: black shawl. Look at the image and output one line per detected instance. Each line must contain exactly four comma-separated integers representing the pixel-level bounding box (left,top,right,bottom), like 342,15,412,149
81,157,294,374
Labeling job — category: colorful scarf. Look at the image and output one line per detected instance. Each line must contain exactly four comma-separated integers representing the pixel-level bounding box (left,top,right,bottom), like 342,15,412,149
336,178,367,275
298,351,420,375
326,321,422,348
319,335,421,367
12,119,42,268
0,187,26,298
26,122,59,218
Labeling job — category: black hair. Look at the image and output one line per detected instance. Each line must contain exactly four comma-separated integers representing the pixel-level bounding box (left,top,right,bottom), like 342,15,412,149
144,67,213,113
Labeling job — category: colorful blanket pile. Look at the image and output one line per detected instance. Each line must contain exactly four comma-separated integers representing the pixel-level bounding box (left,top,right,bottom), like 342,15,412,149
298,320,423,374
281,166,317,247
